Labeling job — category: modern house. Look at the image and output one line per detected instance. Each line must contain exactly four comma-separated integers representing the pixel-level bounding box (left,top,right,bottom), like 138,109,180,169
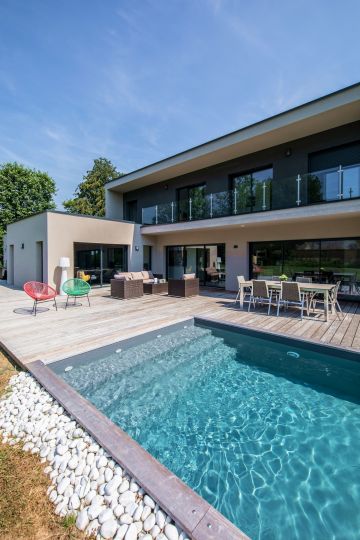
6,83,360,299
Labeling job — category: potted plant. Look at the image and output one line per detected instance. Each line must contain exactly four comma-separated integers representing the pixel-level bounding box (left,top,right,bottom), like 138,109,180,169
279,274,288,281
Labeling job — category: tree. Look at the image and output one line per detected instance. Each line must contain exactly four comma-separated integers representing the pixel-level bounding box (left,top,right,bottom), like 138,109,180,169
0,162,56,266
63,158,122,216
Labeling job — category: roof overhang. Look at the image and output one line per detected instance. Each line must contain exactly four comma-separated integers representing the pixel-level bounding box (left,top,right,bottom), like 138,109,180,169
107,83,360,193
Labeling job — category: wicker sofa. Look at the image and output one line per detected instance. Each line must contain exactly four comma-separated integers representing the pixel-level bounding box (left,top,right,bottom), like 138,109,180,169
110,271,161,299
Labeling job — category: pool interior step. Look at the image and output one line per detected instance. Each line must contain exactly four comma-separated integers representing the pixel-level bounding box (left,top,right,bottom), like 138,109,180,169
62,326,220,396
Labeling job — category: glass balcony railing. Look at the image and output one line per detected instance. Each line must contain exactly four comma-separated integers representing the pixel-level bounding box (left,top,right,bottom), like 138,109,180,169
142,163,360,225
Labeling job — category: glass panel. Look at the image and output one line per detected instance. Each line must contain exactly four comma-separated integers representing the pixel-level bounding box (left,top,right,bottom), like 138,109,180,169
167,247,185,279
306,168,339,204
204,244,225,288
271,176,297,210
252,169,272,211
321,239,360,295
189,185,206,220
343,164,360,200
211,191,232,218
157,202,174,224
233,174,252,213
283,241,320,281
250,242,282,279
142,205,157,225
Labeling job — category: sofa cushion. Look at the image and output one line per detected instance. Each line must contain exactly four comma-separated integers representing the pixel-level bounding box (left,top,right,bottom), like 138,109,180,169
142,271,150,280
114,273,127,280
183,273,196,280
131,272,144,280
143,279,155,284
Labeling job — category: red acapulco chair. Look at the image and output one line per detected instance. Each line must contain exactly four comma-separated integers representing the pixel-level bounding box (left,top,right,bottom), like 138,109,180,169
23,281,58,316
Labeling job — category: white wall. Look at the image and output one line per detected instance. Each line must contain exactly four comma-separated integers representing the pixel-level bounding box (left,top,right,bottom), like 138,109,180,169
6,213,48,287
105,189,124,220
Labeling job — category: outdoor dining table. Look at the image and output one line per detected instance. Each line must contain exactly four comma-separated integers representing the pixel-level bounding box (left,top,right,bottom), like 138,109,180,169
238,280,336,322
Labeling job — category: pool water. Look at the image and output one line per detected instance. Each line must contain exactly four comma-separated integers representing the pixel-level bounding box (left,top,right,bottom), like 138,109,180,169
57,323,360,539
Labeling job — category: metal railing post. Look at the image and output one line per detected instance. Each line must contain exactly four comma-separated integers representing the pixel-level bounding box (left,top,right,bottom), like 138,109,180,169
142,208,144,224
234,188,237,214
155,205,158,224
189,198,192,220
337,165,343,199
262,182,267,210
171,202,174,222
296,174,301,206
210,193,213,218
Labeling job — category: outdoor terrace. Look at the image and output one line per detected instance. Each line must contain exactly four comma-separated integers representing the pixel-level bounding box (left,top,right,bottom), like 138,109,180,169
0,283,359,367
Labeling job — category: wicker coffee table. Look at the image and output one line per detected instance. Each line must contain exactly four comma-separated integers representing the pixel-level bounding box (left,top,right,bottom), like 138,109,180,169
143,281,168,294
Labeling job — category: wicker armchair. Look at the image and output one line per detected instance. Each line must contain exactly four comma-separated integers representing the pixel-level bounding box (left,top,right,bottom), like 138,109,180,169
110,279,144,299
168,278,199,297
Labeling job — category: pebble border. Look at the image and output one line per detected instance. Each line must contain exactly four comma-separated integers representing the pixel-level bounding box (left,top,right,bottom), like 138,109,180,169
0,371,189,540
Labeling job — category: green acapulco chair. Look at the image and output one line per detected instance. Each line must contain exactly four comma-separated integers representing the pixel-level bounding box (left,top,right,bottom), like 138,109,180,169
62,278,91,309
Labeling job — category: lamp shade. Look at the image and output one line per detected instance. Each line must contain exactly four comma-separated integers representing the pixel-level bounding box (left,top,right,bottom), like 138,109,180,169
59,257,70,268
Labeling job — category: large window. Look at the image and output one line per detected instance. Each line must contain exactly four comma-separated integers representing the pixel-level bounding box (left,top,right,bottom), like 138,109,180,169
74,243,128,286
167,244,226,288
250,238,360,298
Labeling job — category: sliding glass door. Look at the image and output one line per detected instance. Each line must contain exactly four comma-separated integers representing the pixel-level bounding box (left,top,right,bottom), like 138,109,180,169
167,244,226,288
74,243,128,286
250,238,360,298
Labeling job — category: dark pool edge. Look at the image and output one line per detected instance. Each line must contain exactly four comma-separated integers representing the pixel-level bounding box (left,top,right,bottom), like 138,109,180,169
26,359,250,540
194,316,360,361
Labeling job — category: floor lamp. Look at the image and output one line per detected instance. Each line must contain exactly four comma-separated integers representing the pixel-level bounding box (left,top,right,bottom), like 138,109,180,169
59,257,70,296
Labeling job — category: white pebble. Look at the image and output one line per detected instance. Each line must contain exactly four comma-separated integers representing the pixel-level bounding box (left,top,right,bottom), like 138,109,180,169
165,524,179,540
76,509,89,531
100,519,118,539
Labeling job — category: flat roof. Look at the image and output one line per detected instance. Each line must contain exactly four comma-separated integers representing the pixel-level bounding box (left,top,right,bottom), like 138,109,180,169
107,82,360,193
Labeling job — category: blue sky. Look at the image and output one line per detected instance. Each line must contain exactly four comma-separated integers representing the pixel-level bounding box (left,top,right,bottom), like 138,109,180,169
0,0,359,207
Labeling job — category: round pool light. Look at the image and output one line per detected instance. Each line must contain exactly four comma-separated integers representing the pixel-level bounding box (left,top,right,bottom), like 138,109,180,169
287,351,300,359
64,366,73,372
115,348,122,354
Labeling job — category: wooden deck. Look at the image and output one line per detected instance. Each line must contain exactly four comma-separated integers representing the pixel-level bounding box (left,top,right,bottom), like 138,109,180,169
0,283,359,366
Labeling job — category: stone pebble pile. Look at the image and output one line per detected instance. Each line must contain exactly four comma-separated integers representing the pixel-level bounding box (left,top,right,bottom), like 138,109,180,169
0,372,190,540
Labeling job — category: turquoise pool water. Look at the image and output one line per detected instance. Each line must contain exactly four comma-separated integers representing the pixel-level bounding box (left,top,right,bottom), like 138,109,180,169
57,323,360,539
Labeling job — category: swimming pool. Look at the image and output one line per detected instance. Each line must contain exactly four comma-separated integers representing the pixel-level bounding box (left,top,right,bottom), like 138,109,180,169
52,319,360,539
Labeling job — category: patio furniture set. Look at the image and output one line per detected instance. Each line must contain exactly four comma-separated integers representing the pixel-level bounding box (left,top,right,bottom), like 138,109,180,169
110,270,200,299
23,272,200,315
236,276,343,322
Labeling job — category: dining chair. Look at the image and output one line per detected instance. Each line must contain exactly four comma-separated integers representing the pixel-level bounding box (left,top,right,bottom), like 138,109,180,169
248,280,274,315
235,275,252,305
311,281,343,319
276,281,308,319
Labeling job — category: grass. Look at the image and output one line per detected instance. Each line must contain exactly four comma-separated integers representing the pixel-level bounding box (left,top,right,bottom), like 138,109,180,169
0,350,89,540
0,349,17,396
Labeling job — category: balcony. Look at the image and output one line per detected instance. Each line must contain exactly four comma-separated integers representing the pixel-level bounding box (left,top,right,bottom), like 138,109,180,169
142,164,360,225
